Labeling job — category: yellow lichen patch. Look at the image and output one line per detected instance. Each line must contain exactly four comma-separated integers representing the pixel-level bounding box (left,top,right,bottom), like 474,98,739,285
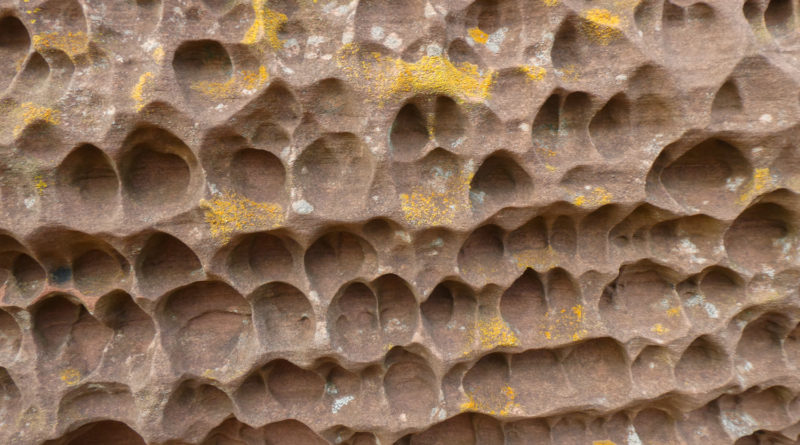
542,0,559,5
470,316,520,350
667,306,681,317
542,304,587,341
13,102,61,137
32,31,89,57
582,8,623,45
131,72,154,112
520,65,546,81
59,368,81,385
34,175,47,195
399,168,473,226
152,45,165,63
337,43,495,104
460,385,520,416
242,0,288,49
739,168,772,203
513,245,557,270
468,27,489,44
573,187,613,207
191,66,269,99
556,64,581,81
593,441,617,445
651,323,668,334
201,191,285,242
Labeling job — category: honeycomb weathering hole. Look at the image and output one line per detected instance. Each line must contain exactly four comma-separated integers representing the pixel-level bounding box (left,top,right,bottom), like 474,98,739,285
251,281,313,348
293,133,374,214
231,148,286,202
173,39,232,92
44,420,145,445
328,274,417,359
158,281,251,372
57,144,120,216
390,103,428,161
724,202,793,270
657,138,752,212
0,16,30,90
136,232,203,297
304,231,376,293
120,127,196,207
0,310,21,359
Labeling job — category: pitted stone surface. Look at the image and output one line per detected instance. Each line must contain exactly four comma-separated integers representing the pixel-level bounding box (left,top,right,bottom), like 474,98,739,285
1,0,800,443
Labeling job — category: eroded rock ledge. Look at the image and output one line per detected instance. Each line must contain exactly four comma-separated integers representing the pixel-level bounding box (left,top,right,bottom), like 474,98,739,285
1,0,800,443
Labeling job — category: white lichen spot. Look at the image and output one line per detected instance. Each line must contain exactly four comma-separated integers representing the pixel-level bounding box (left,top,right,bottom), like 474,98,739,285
371,26,385,40
332,395,354,413
721,411,757,438
325,382,338,395
759,113,773,123
424,2,437,18
725,176,745,191
627,424,643,445
426,44,442,57
384,33,402,50
342,30,354,44
292,200,314,214
485,27,508,53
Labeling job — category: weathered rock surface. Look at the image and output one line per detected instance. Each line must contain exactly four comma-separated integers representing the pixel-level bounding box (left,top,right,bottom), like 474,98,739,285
1,0,800,443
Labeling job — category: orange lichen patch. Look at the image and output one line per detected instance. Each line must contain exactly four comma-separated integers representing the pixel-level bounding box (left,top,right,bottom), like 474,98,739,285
593,441,617,445
542,305,588,341
470,316,520,350
468,27,489,44
460,385,520,416
131,72,154,111
242,0,288,49
582,8,623,45
32,31,89,57
738,168,772,203
538,147,557,158
190,66,269,99
13,102,61,137
573,187,613,207
59,368,81,385
399,169,473,226
201,191,285,242
34,175,48,196
520,65,546,81
337,43,495,104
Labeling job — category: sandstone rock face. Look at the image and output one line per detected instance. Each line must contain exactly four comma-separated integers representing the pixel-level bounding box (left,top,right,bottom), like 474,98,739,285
1,0,800,443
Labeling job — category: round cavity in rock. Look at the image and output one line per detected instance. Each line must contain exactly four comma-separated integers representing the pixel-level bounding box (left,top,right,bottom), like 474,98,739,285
136,232,202,297
231,148,286,202
57,144,119,215
251,282,313,349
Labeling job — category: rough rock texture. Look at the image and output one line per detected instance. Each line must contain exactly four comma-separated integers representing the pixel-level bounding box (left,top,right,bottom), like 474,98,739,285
1,0,800,443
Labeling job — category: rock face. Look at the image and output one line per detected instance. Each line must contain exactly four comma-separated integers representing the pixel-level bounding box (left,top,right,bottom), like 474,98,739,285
1,0,800,443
